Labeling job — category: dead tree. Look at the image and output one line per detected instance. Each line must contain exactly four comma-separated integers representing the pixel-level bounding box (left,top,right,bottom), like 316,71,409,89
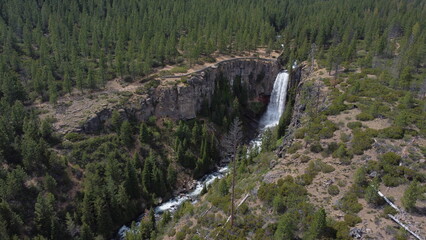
221,117,243,228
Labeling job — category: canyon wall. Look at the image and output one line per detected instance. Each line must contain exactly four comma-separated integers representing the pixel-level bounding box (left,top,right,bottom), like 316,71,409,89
82,59,282,133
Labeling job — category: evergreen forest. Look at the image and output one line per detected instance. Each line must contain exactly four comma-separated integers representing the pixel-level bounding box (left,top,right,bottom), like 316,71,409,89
0,0,425,239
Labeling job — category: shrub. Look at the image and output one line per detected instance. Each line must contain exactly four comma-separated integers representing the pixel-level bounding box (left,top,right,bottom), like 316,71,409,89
203,56,216,63
344,214,362,227
401,181,419,212
218,178,229,196
310,142,323,153
64,132,86,142
379,152,401,166
239,203,249,215
347,121,362,129
258,183,277,204
340,133,351,142
325,142,339,155
170,65,189,74
338,192,363,214
319,120,338,139
353,167,368,187
273,195,286,213
328,185,340,196
320,162,335,173
176,231,186,240
296,173,315,186
351,129,374,155
326,95,347,115
294,128,306,139
382,174,405,187
383,205,397,216
356,112,374,121
379,126,405,139
300,155,311,163
346,95,359,103
333,221,350,240
332,143,353,164
288,142,303,154
365,185,385,206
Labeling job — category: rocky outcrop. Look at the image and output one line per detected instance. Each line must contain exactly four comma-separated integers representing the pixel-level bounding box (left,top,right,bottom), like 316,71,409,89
82,59,281,133
148,59,279,120
276,65,325,156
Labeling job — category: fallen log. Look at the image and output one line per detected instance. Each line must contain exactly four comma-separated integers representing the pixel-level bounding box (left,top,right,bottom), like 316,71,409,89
388,214,423,240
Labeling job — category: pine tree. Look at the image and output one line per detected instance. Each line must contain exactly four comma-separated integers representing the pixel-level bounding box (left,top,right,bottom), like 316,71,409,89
142,153,153,193
86,68,96,90
303,208,326,240
95,197,113,238
62,71,72,94
402,181,419,212
139,122,150,144
110,110,121,132
49,79,58,104
365,184,383,206
115,39,125,78
166,163,177,187
120,121,133,147
34,192,56,237
80,223,94,240
399,67,413,90
124,159,140,199
274,212,296,240
353,167,367,187
76,68,84,92
81,193,94,227
0,201,23,236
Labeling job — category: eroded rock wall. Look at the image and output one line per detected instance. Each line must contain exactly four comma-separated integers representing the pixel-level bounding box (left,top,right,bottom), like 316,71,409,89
83,59,281,133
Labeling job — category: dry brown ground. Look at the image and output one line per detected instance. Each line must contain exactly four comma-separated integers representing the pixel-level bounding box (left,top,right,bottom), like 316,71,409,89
264,65,426,239
157,62,426,239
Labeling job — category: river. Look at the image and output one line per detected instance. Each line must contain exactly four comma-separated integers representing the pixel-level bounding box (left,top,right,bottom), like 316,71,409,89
117,71,290,239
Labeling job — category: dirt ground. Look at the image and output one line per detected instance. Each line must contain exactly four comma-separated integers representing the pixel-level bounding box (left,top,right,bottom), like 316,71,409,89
265,65,426,239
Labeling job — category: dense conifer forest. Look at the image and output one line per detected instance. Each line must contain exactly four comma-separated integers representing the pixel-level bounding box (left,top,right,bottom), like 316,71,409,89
0,0,425,239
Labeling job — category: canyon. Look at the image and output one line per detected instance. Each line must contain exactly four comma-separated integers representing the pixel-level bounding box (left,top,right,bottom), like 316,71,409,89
39,58,286,135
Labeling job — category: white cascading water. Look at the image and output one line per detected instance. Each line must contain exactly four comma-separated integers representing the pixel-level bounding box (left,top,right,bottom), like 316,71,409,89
118,70,290,239
259,71,290,128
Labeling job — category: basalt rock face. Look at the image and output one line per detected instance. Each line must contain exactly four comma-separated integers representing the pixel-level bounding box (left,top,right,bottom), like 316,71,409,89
276,65,319,156
82,59,281,133
150,59,281,120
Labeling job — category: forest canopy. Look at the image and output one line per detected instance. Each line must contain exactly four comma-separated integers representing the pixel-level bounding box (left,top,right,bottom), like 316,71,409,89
0,0,425,239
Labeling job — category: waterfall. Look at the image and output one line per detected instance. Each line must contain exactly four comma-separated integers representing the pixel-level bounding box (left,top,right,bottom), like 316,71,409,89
117,70,291,239
259,71,290,128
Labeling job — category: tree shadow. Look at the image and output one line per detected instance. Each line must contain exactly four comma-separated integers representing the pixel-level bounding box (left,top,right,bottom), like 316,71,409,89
412,206,426,217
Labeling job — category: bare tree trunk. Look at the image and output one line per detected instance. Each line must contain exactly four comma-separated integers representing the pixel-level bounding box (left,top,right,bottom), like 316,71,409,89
231,149,236,227
221,117,243,229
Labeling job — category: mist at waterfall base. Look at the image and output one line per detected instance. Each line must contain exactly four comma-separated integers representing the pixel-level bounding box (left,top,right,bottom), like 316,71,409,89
117,71,290,239
251,71,290,148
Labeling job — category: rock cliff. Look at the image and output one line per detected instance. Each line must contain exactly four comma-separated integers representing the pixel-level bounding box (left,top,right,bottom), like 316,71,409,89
81,59,282,133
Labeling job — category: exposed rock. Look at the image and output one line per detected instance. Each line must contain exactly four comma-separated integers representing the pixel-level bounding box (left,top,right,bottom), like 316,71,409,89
323,179,334,186
349,228,364,239
369,171,378,178
81,59,281,133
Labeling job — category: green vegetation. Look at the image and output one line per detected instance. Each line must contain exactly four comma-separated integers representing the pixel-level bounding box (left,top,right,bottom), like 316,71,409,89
328,185,340,196
347,121,362,129
351,129,376,155
0,0,425,239
401,181,419,212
